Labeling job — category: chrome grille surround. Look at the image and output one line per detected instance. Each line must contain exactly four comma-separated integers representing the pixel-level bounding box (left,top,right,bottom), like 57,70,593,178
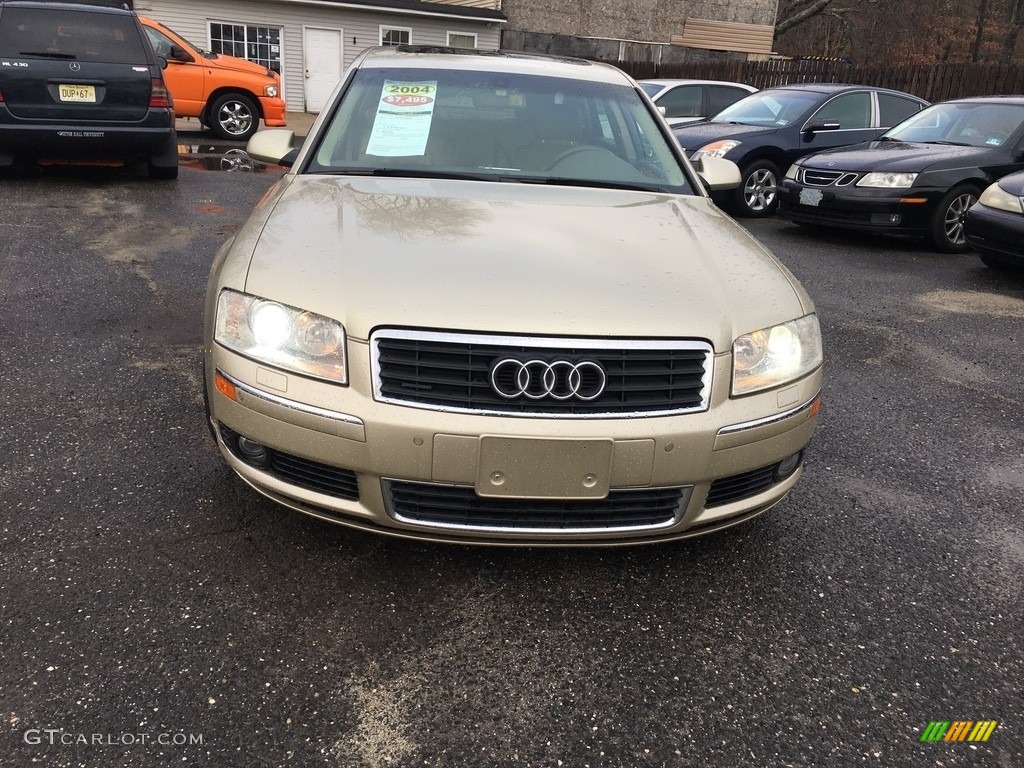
799,168,859,187
371,329,714,418
383,479,692,534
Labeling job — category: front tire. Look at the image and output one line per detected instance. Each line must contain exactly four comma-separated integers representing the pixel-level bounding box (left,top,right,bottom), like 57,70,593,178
732,160,781,218
210,93,260,141
929,185,980,253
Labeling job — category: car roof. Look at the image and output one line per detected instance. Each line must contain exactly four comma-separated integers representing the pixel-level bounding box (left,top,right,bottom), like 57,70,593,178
936,95,1024,107
354,45,634,86
639,78,755,88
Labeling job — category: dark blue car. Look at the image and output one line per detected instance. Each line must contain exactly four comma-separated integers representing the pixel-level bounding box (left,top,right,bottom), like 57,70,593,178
672,83,928,217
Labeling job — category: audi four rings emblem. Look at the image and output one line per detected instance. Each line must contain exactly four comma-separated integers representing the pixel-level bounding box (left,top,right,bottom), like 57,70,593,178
489,358,607,401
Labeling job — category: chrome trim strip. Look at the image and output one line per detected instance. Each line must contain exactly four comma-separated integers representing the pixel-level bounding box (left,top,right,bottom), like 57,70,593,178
717,392,820,436
217,369,364,427
370,328,714,419
383,479,691,535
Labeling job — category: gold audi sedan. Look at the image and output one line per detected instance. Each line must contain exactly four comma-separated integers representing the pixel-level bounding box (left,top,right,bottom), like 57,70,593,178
203,46,823,546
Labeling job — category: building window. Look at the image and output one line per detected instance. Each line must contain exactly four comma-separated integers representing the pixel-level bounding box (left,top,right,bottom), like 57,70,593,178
209,22,282,73
380,27,410,46
446,32,477,49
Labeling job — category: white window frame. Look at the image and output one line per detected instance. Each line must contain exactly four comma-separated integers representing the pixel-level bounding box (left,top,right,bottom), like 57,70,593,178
379,26,411,46
208,20,284,77
446,31,477,49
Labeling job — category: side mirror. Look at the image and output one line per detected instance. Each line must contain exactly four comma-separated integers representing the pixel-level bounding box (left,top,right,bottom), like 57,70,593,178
694,155,741,191
247,128,298,167
658,105,667,116
805,121,841,133
169,44,192,63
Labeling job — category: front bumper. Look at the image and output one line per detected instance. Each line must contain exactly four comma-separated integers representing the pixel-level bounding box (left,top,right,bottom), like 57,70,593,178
778,181,940,237
964,204,1024,267
205,340,822,546
258,95,288,127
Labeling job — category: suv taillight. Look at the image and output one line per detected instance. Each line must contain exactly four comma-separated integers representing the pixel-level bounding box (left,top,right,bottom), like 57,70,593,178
0,88,4,103
149,77,171,108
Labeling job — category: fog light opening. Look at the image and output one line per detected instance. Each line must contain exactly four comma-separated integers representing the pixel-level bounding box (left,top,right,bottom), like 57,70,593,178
775,450,804,481
870,212,902,225
237,435,271,468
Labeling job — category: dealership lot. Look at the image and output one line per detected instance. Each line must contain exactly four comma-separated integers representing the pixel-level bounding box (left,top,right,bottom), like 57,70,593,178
1,164,1021,766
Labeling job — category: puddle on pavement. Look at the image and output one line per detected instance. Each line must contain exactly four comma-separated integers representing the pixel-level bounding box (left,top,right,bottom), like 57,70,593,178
177,143,285,173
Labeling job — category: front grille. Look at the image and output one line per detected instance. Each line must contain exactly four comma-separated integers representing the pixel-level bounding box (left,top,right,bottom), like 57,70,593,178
801,169,858,187
384,480,689,532
372,329,712,417
219,424,359,501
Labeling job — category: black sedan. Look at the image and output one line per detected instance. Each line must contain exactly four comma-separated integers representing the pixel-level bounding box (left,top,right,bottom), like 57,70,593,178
965,169,1024,271
778,96,1024,252
672,83,927,217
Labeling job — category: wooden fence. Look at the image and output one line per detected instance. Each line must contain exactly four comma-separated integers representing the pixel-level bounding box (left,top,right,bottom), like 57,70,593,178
617,59,1024,102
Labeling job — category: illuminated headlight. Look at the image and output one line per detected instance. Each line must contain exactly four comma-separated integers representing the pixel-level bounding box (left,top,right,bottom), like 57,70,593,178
215,289,347,383
264,84,279,98
692,140,741,160
977,182,1024,214
784,164,800,180
856,172,918,189
732,315,822,396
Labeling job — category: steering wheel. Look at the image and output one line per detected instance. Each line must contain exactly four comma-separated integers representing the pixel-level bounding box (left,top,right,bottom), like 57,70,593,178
548,145,608,168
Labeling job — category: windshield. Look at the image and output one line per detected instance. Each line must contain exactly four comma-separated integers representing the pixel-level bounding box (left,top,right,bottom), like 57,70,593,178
640,83,663,98
712,89,823,127
883,102,1024,148
306,66,696,194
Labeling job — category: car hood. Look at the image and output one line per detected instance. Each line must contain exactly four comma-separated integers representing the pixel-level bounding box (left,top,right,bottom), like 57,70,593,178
672,122,778,152
207,53,274,79
995,170,1024,196
239,176,811,348
798,140,996,172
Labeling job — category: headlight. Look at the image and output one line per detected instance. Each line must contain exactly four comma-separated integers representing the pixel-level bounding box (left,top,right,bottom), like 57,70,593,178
784,164,799,180
857,172,918,189
215,290,347,383
692,140,741,159
977,182,1024,214
264,84,279,98
732,315,822,396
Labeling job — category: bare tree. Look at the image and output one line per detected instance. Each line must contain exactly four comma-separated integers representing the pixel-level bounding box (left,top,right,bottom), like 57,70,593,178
776,0,838,35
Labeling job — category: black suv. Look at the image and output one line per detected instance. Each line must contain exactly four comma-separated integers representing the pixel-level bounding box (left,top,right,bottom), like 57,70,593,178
0,0,177,178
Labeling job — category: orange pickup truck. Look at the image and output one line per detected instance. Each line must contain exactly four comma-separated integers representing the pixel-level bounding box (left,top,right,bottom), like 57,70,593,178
140,17,286,141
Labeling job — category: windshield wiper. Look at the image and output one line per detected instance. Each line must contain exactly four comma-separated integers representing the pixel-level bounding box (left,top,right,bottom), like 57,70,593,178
502,176,670,193
312,167,493,182
19,51,77,59
926,140,971,146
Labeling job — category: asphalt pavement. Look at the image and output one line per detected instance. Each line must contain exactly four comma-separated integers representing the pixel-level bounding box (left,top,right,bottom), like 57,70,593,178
0,165,1021,768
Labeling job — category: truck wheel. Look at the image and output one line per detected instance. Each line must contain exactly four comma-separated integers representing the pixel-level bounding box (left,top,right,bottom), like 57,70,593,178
210,93,260,141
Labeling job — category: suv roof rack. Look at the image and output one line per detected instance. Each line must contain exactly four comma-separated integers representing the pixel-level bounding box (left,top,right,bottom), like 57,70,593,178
3,0,134,9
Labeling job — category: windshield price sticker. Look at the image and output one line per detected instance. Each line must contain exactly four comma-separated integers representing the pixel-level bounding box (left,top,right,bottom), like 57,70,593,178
367,80,438,157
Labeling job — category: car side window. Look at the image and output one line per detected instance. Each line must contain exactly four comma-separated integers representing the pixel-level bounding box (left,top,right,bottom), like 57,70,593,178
877,93,924,128
811,92,872,129
706,86,748,117
657,85,702,118
144,27,175,59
